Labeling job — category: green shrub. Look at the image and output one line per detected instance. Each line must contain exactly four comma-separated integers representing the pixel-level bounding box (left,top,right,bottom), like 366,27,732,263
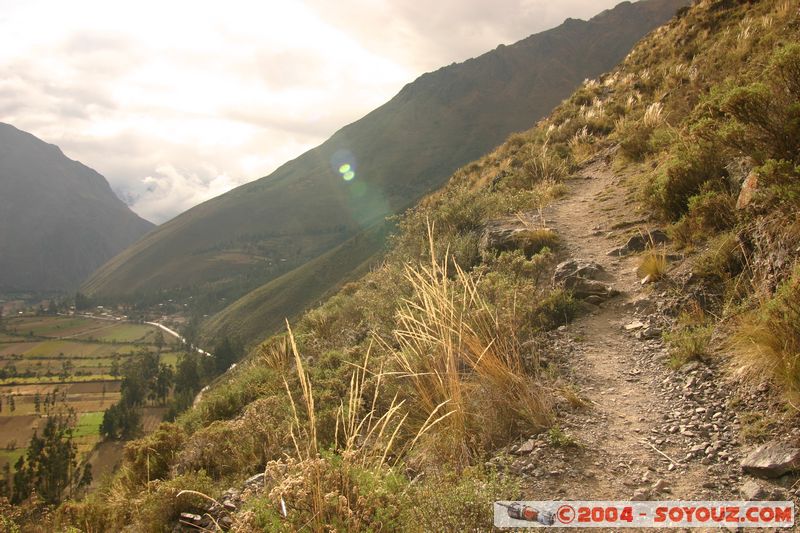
403,468,520,533
547,426,579,448
693,232,745,282
664,303,714,368
664,325,714,368
686,188,737,233
122,423,187,486
522,142,569,184
617,120,656,161
672,186,738,245
181,365,284,432
526,289,577,331
650,142,728,218
237,455,409,533
751,159,800,211
482,248,552,283
132,472,214,533
698,45,800,165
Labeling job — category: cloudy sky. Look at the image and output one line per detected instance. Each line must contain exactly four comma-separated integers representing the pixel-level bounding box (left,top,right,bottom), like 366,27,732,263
0,0,621,224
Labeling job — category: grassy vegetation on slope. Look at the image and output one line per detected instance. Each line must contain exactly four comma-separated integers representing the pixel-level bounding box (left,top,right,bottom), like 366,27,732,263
18,0,800,530
200,222,390,347
82,0,687,322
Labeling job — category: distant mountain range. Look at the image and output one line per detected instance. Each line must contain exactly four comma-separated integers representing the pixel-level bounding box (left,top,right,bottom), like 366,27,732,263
83,0,688,344
0,123,154,292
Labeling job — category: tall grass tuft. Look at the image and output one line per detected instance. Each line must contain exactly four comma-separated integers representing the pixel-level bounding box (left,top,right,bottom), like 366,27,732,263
383,224,552,467
637,231,668,281
731,268,800,409
259,322,450,532
523,137,569,185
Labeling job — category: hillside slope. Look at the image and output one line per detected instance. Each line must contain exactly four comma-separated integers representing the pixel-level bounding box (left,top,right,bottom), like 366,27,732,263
0,123,154,292
83,0,688,319
30,0,800,530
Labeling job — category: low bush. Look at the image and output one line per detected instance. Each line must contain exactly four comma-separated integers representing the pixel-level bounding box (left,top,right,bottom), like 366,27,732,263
671,187,738,246
617,119,656,161
664,325,714,368
175,395,293,478
181,364,284,432
402,468,520,533
693,232,745,283
522,141,569,185
235,455,409,532
732,267,800,408
122,423,187,486
665,302,713,367
524,289,577,332
750,159,800,212
648,142,728,218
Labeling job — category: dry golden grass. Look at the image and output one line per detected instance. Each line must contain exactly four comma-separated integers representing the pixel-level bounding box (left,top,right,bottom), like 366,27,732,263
638,249,667,281
253,335,291,370
523,137,568,184
381,224,553,467
637,232,668,281
730,270,800,409
568,126,595,167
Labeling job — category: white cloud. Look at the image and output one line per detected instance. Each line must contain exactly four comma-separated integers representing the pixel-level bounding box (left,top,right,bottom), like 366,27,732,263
0,0,621,224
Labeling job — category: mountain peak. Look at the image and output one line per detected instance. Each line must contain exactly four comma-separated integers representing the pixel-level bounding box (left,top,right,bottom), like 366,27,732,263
0,124,155,291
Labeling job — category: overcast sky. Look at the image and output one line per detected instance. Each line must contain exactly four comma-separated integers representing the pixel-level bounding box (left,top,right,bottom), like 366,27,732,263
0,0,621,224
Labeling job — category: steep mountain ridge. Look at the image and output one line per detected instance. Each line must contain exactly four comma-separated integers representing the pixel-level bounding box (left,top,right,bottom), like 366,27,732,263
83,0,688,334
0,123,154,292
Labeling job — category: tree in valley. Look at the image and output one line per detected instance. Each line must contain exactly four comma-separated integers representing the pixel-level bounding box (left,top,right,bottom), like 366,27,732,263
11,409,78,504
211,335,243,375
74,292,90,311
154,328,165,353
100,401,141,440
101,350,175,440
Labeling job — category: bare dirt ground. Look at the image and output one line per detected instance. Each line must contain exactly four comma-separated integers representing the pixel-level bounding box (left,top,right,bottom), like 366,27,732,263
505,158,757,530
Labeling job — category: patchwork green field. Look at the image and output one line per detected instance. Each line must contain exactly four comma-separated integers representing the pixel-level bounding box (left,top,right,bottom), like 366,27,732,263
0,315,180,471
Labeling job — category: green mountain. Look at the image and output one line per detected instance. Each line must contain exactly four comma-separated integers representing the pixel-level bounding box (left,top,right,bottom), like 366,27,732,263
0,123,154,292
83,0,688,341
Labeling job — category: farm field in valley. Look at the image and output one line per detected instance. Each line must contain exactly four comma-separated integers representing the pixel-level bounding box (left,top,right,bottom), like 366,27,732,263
0,315,180,473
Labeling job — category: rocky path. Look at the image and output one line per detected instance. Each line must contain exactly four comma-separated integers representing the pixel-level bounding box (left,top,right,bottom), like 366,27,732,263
505,159,750,509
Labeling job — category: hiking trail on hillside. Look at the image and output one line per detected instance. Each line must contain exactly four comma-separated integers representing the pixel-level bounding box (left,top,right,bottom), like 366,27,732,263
503,156,746,508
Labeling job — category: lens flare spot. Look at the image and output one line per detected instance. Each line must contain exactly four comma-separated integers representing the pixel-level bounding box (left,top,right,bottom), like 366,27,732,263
338,163,351,174
343,171,355,181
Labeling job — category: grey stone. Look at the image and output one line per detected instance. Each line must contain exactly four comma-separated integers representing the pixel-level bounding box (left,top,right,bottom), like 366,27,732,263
515,439,536,455
740,480,770,500
180,513,202,524
554,259,605,285
741,443,800,478
480,216,554,256
608,229,669,256
570,278,619,300
679,361,702,373
638,326,662,340
584,295,606,306
652,479,669,493
244,472,266,489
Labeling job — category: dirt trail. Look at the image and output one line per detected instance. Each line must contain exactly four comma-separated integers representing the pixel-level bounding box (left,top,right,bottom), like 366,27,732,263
512,158,742,507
